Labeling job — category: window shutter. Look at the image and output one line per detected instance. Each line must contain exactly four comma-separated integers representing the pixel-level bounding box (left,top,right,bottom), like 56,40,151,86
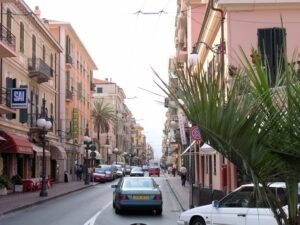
6,77,16,120
258,27,286,87
19,85,28,123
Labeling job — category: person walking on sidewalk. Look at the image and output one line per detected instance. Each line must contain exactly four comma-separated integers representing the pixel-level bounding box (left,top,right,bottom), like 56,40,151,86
180,164,187,186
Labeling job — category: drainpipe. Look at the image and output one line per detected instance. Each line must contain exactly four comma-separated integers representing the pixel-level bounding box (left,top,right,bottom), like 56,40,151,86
211,0,225,89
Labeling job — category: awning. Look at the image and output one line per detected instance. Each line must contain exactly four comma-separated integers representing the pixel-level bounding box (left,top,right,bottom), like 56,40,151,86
32,144,50,157
49,142,67,159
200,143,215,154
181,140,196,156
0,131,33,154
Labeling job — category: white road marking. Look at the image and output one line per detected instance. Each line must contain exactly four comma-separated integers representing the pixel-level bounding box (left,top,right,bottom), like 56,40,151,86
83,201,112,225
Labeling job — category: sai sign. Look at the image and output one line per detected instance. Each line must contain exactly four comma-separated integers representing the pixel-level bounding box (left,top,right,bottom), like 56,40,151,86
11,88,28,109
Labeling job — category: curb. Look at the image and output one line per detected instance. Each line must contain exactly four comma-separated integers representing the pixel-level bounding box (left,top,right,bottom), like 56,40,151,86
0,183,97,216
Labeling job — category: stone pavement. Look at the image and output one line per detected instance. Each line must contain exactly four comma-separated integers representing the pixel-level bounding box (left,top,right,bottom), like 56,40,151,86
0,173,190,216
163,172,190,211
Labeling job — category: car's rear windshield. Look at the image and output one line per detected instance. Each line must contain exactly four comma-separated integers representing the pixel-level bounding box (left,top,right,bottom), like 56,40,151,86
123,178,153,188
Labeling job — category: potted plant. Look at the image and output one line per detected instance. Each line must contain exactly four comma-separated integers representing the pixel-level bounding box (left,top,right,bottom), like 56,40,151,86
11,174,23,192
0,175,10,195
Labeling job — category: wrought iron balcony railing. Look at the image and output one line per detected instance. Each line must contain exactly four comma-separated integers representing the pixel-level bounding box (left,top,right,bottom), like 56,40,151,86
28,58,52,83
0,24,16,52
28,113,54,132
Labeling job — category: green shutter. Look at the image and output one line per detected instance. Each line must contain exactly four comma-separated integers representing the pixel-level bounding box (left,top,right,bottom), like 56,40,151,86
19,85,28,123
6,78,16,120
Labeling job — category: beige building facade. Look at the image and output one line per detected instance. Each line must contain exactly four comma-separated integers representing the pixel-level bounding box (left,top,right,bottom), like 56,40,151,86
0,1,63,181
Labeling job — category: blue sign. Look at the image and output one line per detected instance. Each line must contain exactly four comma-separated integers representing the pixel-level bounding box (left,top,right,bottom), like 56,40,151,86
11,88,28,109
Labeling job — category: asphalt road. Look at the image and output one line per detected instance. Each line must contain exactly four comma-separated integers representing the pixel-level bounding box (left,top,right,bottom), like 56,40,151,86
0,176,182,225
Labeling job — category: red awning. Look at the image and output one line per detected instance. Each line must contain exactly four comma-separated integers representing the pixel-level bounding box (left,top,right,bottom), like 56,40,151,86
0,131,33,155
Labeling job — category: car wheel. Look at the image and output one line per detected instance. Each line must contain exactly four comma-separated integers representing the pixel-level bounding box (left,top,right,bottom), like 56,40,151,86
191,217,205,225
155,208,162,215
115,207,122,214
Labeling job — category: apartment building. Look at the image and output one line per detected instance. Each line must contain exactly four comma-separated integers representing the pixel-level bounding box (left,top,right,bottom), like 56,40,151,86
0,1,63,180
45,19,97,179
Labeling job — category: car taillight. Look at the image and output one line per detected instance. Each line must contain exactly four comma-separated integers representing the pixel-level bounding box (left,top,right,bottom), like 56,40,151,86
119,195,128,200
154,195,162,200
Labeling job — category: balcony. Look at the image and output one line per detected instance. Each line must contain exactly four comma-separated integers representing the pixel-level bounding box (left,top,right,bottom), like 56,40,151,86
66,54,73,68
28,58,52,83
28,113,54,133
0,24,16,58
66,89,73,101
0,87,16,114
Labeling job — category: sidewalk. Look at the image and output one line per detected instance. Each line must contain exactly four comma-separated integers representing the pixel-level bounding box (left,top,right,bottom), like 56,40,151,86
0,181,96,216
0,174,189,216
164,172,190,211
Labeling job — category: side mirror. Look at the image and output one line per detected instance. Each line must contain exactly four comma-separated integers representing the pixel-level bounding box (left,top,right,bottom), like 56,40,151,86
111,184,118,188
212,200,219,208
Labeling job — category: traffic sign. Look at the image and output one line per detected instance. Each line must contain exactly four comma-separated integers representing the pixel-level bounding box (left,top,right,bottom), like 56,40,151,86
90,145,96,151
190,126,202,141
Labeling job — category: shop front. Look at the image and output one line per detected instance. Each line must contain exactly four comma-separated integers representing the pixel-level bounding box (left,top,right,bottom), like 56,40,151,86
0,131,33,179
49,142,66,182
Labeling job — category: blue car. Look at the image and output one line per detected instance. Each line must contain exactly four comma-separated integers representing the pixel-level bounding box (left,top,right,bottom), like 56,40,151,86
111,177,163,215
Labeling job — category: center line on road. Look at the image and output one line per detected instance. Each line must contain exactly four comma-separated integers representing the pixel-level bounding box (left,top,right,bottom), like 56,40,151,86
83,201,111,225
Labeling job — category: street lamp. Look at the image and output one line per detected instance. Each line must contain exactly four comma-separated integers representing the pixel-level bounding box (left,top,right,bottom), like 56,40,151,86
83,135,92,185
37,97,52,197
104,134,110,164
113,148,119,164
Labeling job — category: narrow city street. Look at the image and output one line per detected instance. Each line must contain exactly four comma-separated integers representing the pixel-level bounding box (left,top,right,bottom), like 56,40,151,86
0,176,183,225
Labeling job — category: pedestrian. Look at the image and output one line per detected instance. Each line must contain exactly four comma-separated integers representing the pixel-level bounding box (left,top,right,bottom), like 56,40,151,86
180,164,187,186
75,164,81,181
168,166,172,175
78,164,83,180
172,166,176,177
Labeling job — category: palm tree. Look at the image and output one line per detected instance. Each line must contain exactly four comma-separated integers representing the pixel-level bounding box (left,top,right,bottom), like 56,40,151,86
92,99,115,145
154,48,300,225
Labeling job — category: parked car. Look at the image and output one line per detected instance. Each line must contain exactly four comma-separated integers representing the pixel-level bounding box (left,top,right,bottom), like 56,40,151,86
111,176,163,214
91,167,106,183
130,167,144,177
142,165,149,171
99,164,117,181
177,182,300,225
124,165,131,175
116,167,124,178
114,164,125,177
148,166,160,177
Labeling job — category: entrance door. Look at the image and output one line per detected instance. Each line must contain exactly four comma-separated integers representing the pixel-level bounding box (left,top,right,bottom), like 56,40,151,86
51,159,57,180
17,156,24,177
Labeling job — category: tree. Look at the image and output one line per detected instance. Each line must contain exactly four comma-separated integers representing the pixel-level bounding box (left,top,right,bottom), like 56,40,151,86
92,100,115,144
154,48,300,225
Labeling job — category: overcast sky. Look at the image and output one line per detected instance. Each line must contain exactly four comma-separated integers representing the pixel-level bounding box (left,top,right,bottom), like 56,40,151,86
24,0,177,159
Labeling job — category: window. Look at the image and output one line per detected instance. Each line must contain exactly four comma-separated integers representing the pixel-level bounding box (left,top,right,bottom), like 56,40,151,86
77,82,82,100
258,27,286,87
32,35,36,60
96,87,103,93
213,154,216,175
7,9,12,44
20,22,24,53
219,187,254,208
50,54,54,76
42,45,46,61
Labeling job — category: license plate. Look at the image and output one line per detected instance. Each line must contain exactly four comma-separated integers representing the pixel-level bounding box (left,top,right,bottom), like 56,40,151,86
133,195,149,200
